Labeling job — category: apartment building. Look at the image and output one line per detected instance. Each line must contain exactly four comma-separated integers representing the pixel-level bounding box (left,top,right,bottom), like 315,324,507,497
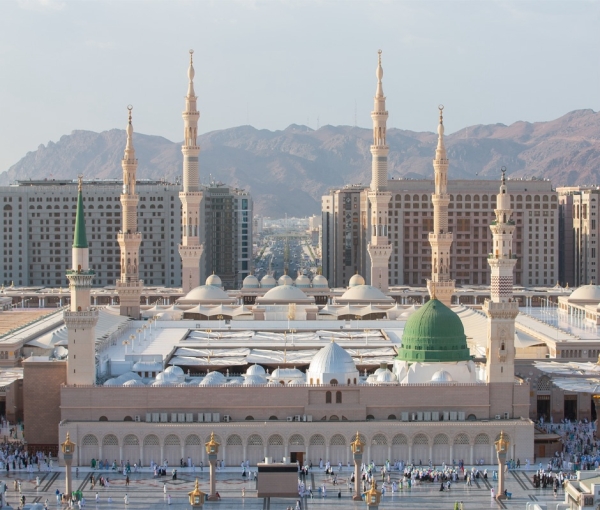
322,178,559,289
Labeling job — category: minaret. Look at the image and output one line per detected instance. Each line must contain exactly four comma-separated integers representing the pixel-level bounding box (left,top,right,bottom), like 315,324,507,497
483,168,519,397
116,105,143,319
64,177,99,385
366,50,392,292
179,49,203,292
427,106,455,306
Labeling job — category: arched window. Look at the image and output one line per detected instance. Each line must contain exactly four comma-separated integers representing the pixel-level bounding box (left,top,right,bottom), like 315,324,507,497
245,416,254,420
366,414,375,421
335,391,342,404
330,379,338,386
325,391,332,404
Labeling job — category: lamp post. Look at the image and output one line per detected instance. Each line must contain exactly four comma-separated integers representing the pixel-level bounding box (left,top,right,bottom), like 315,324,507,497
364,479,382,509
290,329,296,347
494,430,509,499
205,432,220,501
350,431,365,501
188,478,206,508
206,329,212,347
122,338,130,355
217,314,224,330
61,432,76,500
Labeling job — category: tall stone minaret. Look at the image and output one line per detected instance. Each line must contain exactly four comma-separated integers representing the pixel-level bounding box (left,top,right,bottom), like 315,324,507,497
116,106,143,319
484,169,519,399
179,49,203,293
64,177,99,385
427,106,455,306
366,50,392,292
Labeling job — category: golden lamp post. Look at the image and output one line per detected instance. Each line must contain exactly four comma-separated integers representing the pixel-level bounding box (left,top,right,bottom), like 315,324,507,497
364,480,382,508
350,431,365,501
188,478,206,508
61,432,76,498
205,432,220,501
494,430,510,499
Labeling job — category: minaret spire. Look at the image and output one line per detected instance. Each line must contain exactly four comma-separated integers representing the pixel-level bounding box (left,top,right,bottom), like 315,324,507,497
366,50,392,292
116,105,143,319
64,176,99,385
427,105,455,306
483,168,519,397
179,49,204,292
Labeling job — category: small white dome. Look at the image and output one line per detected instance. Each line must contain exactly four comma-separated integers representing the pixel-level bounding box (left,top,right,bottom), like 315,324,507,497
431,370,454,383
260,274,277,288
570,285,600,302
228,379,242,385
115,371,142,383
206,274,222,287
340,285,390,302
278,274,294,286
349,274,365,287
165,366,184,376
270,367,304,379
103,378,120,386
151,380,175,387
312,274,329,288
243,274,260,289
260,285,311,303
184,285,230,302
295,275,311,288
243,374,267,386
246,364,266,376
287,378,306,386
198,371,226,386
122,379,146,387
306,341,359,385
376,370,398,383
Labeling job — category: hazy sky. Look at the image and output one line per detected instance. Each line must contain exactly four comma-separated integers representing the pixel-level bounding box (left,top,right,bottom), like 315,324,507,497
0,0,598,172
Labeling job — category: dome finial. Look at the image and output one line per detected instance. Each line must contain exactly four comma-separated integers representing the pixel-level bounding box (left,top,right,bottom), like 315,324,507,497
77,174,83,193
501,166,507,186
437,104,445,137
125,105,134,150
375,49,384,97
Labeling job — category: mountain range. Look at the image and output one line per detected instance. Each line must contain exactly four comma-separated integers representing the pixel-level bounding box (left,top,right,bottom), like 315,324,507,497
2,109,599,217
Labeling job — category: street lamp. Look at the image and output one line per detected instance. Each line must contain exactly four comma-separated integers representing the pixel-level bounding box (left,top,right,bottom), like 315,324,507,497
290,329,296,346
122,338,130,355
206,329,212,347
216,314,224,330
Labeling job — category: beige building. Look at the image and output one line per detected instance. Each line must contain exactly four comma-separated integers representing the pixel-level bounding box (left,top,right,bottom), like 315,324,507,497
323,178,558,290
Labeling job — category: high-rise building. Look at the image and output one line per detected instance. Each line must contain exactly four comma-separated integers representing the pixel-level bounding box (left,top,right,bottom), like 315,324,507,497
179,50,204,293
366,51,392,292
557,186,600,287
322,179,558,289
116,106,144,318
427,107,455,306
0,180,182,288
201,185,252,290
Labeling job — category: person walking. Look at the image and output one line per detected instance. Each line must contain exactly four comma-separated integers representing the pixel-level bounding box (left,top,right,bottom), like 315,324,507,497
124,494,129,505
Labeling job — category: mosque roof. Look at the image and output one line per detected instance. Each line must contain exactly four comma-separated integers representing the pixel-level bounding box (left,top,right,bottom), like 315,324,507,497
295,275,311,288
206,274,222,287
258,285,312,303
396,298,471,363
242,275,260,289
312,274,329,288
569,285,600,302
349,274,365,287
183,285,231,302
308,341,357,376
278,274,293,286
338,285,392,303
260,274,277,288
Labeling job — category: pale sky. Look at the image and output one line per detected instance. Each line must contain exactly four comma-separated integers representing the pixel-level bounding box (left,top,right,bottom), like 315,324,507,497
0,0,598,172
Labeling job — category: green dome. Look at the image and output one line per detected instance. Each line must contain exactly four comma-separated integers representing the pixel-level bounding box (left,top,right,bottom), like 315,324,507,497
396,298,472,363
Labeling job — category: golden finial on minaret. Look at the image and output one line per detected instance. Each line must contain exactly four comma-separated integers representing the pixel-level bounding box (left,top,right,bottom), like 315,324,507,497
438,104,444,124
77,175,83,192
127,104,133,124
189,48,194,63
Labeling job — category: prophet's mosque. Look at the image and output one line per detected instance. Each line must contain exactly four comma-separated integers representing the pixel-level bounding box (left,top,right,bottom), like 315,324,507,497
16,50,600,468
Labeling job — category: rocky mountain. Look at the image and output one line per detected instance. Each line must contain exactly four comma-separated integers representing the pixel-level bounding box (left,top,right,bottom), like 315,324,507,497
2,109,599,217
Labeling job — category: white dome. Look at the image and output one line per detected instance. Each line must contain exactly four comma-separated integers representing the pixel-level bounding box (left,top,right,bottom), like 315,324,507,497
287,378,306,386
374,366,389,375
115,371,142,383
103,378,120,386
270,367,304,379
312,274,329,288
306,341,359,385
570,285,600,302
206,274,222,287
183,285,231,302
198,371,226,386
349,274,365,287
376,370,398,383
431,370,454,383
260,274,277,288
165,366,185,376
278,274,294,286
246,364,266,376
122,379,146,387
260,285,310,303
151,380,176,387
243,274,260,289
340,285,390,302
295,275,311,288
243,374,267,386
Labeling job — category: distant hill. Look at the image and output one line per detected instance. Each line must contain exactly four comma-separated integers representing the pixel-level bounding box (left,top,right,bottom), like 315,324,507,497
2,109,599,217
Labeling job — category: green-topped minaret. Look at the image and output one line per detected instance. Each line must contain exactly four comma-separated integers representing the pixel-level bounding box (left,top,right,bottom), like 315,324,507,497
396,295,471,363
64,176,98,385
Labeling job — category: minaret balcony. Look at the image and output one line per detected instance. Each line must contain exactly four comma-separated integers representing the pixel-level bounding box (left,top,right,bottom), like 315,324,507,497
428,232,453,241
66,269,95,276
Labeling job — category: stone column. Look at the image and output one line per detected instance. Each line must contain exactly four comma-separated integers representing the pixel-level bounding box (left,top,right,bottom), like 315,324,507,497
64,453,73,498
496,449,507,498
353,451,362,501
207,453,218,500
